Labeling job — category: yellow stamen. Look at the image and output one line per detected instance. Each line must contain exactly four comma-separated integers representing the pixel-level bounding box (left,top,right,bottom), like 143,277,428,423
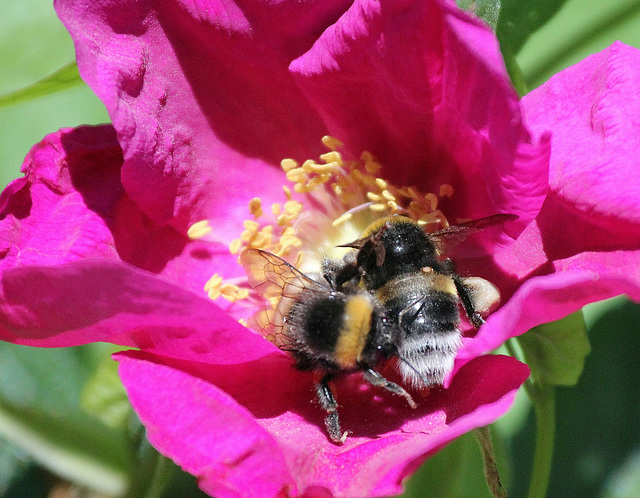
322,135,343,150
424,193,438,212
286,167,308,183
375,178,388,190
281,158,298,172
319,151,343,165
440,184,454,197
187,220,212,239
332,211,353,226
381,190,395,201
229,238,242,254
204,274,223,292
249,197,263,218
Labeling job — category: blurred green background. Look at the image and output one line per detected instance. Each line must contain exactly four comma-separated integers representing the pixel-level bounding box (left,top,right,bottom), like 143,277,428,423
1,0,640,497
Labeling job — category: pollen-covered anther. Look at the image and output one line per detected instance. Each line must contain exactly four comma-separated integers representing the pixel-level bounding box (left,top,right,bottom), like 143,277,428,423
375,178,388,190
187,220,212,239
219,283,250,302
319,151,343,165
381,190,396,202
286,167,309,184
439,184,454,197
321,135,344,151
424,193,438,212
229,238,242,254
277,200,303,226
204,274,223,299
332,211,353,226
281,158,298,172
249,197,263,218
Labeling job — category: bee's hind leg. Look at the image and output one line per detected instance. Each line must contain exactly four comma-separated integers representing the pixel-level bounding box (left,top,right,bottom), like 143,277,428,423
316,375,348,444
363,368,417,409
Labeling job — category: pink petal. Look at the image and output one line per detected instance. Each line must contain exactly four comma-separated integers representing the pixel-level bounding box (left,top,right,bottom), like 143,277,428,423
0,126,122,272
0,259,278,363
54,0,353,235
0,125,239,295
522,42,640,226
115,350,528,497
489,42,640,301
290,0,550,228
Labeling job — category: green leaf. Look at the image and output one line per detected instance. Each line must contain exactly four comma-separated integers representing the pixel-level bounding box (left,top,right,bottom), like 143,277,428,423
0,0,109,189
517,310,590,386
497,0,570,55
516,0,640,89
0,63,83,109
81,347,133,430
457,0,502,31
0,342,132,496
402,431,497,498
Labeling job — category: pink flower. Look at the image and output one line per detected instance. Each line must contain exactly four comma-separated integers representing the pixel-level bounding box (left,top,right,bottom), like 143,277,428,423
0,0,638,496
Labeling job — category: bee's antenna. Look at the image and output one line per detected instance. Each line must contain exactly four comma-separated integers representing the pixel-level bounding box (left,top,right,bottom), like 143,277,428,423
398,356,430,385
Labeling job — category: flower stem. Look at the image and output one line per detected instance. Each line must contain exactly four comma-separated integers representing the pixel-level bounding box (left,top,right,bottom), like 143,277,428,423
124,437,174,498
526,383,556,498
505,338,556,498
473,426,507,497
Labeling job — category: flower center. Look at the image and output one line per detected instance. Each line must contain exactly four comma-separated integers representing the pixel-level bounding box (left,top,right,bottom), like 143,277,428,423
189,136,455,324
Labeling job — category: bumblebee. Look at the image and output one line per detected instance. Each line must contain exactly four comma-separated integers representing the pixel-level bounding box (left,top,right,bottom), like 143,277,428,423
240,248,416,444
330,214,510,387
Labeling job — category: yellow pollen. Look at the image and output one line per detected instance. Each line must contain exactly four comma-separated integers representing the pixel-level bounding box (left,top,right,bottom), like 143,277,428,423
243,220,259,232
370,203,387,212
424,193,438,211
249,197,263,218
305,161,340,174
364,160,382,174
281,158,298,172
229,238,242,254
271,203,281,215
381,190,395,202
319,151,343,165
440,184,454,197
187,220,212,239
283,186,292,200
375,178,388,189
220,283,249,302
366,192,382,202
322,135,343,150
360,151,374,162
332,211,353,226
284,200,303,215
204,274,223,292
286,167,309,183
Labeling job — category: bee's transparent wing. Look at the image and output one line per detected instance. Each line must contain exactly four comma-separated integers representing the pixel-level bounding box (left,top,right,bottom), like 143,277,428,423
240,249,330,350
430,213,517,253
